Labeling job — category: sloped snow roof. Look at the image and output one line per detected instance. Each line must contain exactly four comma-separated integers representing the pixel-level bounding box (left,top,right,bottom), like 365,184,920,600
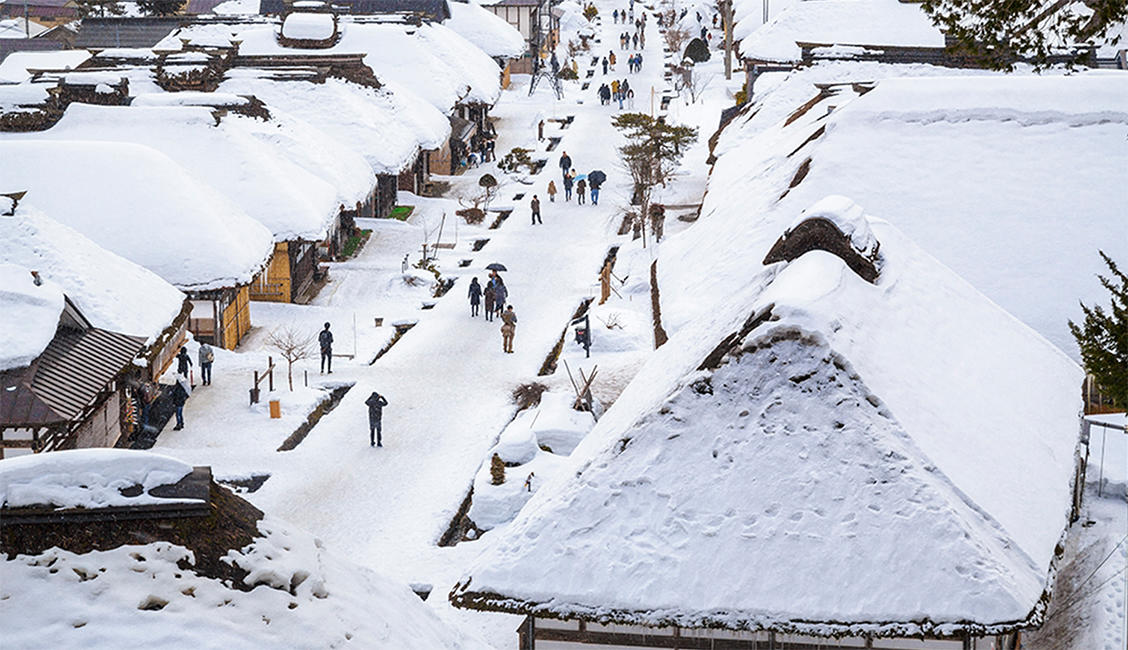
39,103,344,242
163,19,502,112
445,0,525,59
0,140,273,291
453,200,1083,635
736,0,943,63
0,262,64,372
708,72,1128,358
0,201,184,345
217,70,449,175
0,49,90,83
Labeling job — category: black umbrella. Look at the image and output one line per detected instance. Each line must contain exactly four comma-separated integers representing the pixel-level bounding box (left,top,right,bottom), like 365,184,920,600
486,262,508,272
589,170,607,185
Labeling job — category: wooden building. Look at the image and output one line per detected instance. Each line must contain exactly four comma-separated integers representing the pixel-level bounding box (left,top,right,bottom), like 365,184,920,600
0,295,146,458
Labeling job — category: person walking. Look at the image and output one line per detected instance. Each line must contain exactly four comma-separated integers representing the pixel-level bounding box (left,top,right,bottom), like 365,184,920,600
602,57,608,74
538,119,545,141
612,8,618,22
632,32,638,49
139,380,157,432
599,83,611,105
617,81,626,109
500,305,518,353
531,195,542,224
563,171,574,201
609,51,616,70
547,179,557,202
493,277,508,318
576,178,587,205
365,391,388,447
176,346,192,378
319,322,333,374
468,277,482,317
589,174,602,205
171,375,190,431
484,280,496,322
198,342,214,386
611,79,620,101
558,151,572,180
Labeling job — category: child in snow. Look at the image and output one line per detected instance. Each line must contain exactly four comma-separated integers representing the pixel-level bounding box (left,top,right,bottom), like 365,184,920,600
500,305,518,353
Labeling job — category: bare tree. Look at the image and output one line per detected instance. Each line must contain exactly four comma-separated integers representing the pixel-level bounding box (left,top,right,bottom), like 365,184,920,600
676,64,714,103
663,25,692,55
265,327,315,391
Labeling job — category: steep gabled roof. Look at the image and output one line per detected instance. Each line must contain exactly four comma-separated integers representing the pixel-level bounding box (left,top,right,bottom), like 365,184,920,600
452,199,1083,637
74,18,185,49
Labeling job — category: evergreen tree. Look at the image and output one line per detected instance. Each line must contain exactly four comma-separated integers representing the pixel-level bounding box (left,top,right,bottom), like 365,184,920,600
490,453,506,485
611,113,697,246
1069,252,1128,408
922,0,1127,69
136,0,186,16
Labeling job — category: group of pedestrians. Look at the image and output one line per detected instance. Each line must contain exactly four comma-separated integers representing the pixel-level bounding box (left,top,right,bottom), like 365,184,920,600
467,272,518,353
597,79,633,109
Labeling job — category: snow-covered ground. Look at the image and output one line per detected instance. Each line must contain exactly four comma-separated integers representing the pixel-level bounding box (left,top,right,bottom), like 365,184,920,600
1,0,1122,645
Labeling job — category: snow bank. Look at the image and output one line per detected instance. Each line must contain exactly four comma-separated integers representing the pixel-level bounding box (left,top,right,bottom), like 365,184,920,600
0,262,63,371
736,0,943,62
0,140,274,291
445,0,526,59
0,449,196,509
454,202,1084,633
0,50,91,83
0,202,185,345
0,516,487,648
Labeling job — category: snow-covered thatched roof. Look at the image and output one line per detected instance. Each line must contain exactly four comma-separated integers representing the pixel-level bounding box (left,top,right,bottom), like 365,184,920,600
451,197,1084,637
0,200,185,347
702,72,1128,358
444,0,525,59
0,49,90,83
0,140,273,291
0,262,64,372
38,103,347,242
161,18,503,112
736,0,943,63
216,70,449,175
0,449,488,649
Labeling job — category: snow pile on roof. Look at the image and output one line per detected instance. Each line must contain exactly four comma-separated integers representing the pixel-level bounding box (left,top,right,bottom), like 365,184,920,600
0,516,487,648
130,91,251,107
40,103,345,242
0,201,184,344
165,19,503,112
0,449,196,509
280,11,335,40
703,72,1128,357
217,70,449,174
0,49,90,83
0,262,64,372
453,200,1084,635
0,140,273,291
736,0,943,62
445,0,525,59
556,0,596,44
0,17,50,39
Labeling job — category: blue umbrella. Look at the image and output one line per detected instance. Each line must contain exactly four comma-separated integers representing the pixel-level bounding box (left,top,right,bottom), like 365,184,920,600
573,173,587,182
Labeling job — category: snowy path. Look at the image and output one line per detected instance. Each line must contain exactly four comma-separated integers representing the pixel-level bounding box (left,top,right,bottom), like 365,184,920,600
151,6,676,640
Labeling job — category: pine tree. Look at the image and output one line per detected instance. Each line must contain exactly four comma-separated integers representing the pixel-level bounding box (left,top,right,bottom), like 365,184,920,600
611,113,697,246
490,453,506,485
136,0,186,16
1069,252,1128,409
921,0,1127,70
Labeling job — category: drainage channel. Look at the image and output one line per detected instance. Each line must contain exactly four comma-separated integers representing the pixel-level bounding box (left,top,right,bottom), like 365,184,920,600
217,474,271,494
489,209,512,230
530,159,547,174
512,192,525,200
581,82,590,91
546,136,562,152
370,321,418,364
472,238,489,252
538,297,594,376
276,383,354,451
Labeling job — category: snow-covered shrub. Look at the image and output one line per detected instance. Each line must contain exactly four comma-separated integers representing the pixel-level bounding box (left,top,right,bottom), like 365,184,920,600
489,454,505,485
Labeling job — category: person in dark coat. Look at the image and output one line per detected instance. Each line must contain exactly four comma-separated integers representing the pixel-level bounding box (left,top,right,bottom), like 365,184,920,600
484,281,496,322
176,346,192,377
319,322,333,374
558,152,572,179
602,57,608,74
365,391,388,446
493,277,508,318
563,172,574,201
538,119,545,141
468,277,482,316
589,175,602,205
531,195,542,225
576,178,587,204
171,376,190,430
